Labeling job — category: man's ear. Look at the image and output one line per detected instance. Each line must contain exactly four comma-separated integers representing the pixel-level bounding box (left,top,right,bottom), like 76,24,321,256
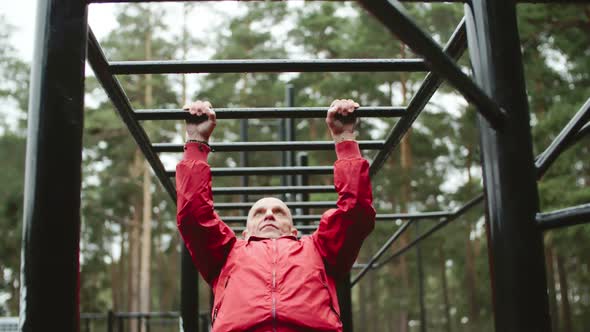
242,230,249,240
291,228,298,237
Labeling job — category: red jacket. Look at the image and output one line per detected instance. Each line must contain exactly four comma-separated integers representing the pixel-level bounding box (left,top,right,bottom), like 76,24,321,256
176,141,376,332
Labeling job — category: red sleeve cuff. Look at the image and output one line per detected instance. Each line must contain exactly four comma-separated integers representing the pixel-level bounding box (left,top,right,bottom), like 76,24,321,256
335,140,361,160
183,142,211,162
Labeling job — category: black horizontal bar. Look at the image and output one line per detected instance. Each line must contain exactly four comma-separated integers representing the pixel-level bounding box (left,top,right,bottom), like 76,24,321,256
86,29,177,202
368,194,484,269
357,1,506,129
537,203,590,230
153,140,385,152
231,225,319,232
109,59,429,75
135,106,405,120
113,312,180,319
167,166,333,177
215,201,337,210
213,185,335,195
351,220,411,287
219,211,451,222
536,97,590,178
370,18,467,177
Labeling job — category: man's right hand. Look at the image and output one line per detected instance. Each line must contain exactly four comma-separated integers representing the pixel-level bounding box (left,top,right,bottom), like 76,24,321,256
183,100,216,142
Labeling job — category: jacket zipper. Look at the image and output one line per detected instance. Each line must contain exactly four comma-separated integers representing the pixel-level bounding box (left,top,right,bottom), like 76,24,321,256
272,238,277,332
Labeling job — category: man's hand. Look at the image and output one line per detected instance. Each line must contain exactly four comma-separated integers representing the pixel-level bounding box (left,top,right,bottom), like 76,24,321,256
183,100,216,142
326,99,360,142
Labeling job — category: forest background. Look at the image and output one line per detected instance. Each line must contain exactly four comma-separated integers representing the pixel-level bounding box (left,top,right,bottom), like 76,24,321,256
0,2,589,332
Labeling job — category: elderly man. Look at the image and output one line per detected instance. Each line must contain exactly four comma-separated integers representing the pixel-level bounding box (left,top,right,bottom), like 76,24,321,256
176,99,376,332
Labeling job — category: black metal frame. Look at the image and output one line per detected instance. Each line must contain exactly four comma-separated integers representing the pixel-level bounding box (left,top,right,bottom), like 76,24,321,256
21,0,590,331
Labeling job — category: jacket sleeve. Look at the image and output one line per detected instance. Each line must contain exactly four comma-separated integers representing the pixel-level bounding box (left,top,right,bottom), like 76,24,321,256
312,141,376,277
176,142,236,285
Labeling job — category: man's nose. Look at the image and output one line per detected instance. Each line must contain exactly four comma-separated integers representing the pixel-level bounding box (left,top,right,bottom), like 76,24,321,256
263,209,275,221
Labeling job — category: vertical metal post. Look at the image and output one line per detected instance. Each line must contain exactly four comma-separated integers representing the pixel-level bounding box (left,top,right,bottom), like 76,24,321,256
464,2,551,331
108,310,114,332
297,153,309,216
181,247,200,332
19,0,87,331
416,221,427,332
337,274,353,332
281,84,296,201
240,119,249,213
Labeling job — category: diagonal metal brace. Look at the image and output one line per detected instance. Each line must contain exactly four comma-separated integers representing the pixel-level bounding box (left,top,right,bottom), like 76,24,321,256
356,0,506,129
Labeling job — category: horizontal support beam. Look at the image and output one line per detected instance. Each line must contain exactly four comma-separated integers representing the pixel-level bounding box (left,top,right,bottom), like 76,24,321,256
362,194,484,270
153,140,384,152
370,18,467,177
86,29,177,202
536,97,590,178
167,166,333,177
135,106,405,120
537,203,590,230
109,59,429,75
357,0,506,129
351,220,411,286
218,211,452,222
213,185,335,195
216,201,337,210
231,225,319,232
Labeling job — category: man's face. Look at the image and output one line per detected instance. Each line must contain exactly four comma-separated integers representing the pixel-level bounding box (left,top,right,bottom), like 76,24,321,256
243,197,297,240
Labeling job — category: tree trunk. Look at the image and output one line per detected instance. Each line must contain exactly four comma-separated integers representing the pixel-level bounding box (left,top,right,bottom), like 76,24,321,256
465,223,479,326
544,240,560,332
556,254,572,332
128,148,143,332
396,44,411,332
439,242,452,332
139,22,154,332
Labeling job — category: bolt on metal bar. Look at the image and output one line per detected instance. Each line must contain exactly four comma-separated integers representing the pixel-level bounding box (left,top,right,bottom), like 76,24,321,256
536,203,590,230
351,221,412,287
213,185,335,195
167,166,333,177
153,140,385,152
135,106,405,120
218,211,451,222
364,194,483,270
370,18,467,177
536,97,590,178
109,58,429,75
87,29,177,201
357,0,506,129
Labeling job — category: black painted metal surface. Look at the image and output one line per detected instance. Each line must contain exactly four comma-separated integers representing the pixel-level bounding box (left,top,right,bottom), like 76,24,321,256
465,2,551,331
537,203,590,230
220,211,452,223
87,29,177,201
135,106,405,120
168,166,334,177
351,221,411,287
369,18,467,177
181,247,200,332
536,97,590,178
213,185,335,195
357,0,506,129
20,1,87,331
153,140,385,152
110,58,429,74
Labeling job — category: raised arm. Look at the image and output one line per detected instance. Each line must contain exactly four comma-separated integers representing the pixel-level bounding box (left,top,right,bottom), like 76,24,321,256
176,100,236,284
312,99,376,277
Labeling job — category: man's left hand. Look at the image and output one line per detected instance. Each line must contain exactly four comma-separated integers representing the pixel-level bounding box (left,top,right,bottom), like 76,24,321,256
326,99,360,142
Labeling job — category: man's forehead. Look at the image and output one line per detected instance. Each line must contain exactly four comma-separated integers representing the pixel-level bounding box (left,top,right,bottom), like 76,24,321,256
251,197,289,210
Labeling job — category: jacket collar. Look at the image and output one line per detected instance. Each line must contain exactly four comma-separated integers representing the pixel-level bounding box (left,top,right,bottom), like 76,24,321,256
247,235,298,243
